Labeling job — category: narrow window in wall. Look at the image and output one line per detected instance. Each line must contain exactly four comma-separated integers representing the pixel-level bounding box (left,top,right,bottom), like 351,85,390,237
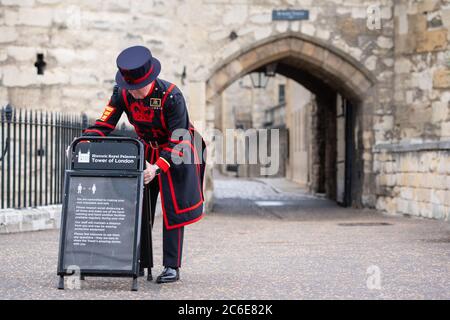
34,53,46,75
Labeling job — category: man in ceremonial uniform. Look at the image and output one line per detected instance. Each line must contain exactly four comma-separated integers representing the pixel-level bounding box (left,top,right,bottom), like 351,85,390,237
82,46,206,283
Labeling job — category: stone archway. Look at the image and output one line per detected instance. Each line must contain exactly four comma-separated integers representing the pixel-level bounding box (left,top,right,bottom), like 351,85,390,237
204,32,378,209
206,31,376,103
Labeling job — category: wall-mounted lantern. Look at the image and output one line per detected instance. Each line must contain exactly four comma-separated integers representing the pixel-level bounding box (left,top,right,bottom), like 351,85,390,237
249,63,278,89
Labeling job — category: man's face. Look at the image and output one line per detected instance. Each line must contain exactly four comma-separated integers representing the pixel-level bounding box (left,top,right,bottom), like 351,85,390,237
128,81,153,99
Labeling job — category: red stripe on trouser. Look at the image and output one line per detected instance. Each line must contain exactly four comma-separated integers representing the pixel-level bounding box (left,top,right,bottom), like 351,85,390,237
162,225,183,267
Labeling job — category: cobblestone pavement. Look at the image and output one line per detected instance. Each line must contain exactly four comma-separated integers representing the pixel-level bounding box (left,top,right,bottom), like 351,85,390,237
0,174,449,299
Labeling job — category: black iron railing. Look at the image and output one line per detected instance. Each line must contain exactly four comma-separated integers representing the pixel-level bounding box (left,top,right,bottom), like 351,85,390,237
0,105,135,210
0,105,86,209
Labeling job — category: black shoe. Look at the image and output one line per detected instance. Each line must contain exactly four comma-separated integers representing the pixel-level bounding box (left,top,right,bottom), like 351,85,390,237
156,267,179,284
139,268,145,277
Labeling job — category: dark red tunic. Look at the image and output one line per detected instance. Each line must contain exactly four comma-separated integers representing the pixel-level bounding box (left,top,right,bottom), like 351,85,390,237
82,78,206,230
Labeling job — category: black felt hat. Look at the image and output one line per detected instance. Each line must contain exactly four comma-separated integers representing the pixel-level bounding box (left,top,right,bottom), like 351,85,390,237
115,46,161,90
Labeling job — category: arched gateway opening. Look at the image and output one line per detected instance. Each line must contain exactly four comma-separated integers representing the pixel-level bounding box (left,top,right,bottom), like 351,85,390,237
206,32,377,207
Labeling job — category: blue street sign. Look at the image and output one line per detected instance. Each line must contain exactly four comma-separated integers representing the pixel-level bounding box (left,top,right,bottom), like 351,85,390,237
272,9,310,21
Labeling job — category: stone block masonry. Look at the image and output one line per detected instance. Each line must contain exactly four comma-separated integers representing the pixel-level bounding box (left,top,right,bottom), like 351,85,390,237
375,146,450,221
0,0,448,221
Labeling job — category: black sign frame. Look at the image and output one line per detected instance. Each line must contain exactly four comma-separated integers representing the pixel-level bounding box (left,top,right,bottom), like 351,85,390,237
57,137,145,291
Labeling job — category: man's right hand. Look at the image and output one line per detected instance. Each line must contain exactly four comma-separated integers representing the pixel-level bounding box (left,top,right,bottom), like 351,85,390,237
144,161,159,184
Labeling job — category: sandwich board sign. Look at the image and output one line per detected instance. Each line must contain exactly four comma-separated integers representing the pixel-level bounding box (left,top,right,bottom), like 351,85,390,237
57,137,146,291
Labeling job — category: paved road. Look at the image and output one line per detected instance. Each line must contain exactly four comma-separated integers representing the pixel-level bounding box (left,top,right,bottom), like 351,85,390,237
0,175,449,299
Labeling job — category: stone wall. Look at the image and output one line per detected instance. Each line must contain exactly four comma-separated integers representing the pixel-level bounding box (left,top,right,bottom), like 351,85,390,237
375,146,450,220
374,0,450,221
0,0,192,118
0,0,393,116
0,204,61,233
393,0,450,141
0,0,448,220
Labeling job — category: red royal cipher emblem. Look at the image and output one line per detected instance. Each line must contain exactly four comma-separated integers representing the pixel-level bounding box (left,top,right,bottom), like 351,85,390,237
129,101,155,122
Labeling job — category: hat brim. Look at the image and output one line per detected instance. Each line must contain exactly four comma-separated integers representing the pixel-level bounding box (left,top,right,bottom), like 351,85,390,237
115,57,161,90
